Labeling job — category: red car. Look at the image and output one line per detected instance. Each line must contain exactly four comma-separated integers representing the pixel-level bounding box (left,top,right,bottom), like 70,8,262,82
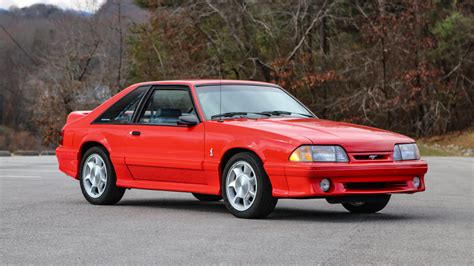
56,80,428,218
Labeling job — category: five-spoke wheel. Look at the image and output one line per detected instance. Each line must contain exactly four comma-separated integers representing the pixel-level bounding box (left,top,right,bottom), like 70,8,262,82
79,146,125,205
222,152,277,218
226,161,257,211
82,154,107,198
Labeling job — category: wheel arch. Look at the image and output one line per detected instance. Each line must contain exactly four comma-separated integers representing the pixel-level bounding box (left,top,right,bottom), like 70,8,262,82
219,147,264,178
79,141,109,158
76,141,110,178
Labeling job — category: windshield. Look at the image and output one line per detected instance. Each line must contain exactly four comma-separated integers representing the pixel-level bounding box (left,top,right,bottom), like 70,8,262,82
195,84,313,120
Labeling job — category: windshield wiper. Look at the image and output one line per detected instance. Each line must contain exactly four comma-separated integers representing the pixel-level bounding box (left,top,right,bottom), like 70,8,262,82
211,112,271,120
260,110,314,118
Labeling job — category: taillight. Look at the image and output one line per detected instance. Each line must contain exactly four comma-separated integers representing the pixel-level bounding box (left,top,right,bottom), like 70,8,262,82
59,130,64,146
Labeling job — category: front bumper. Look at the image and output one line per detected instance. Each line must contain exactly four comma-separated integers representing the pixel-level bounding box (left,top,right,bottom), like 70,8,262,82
282,160,428,198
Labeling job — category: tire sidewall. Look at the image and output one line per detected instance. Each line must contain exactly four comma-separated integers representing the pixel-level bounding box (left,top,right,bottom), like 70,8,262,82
342,194,391,213
221,152,271,218
79,147,117,204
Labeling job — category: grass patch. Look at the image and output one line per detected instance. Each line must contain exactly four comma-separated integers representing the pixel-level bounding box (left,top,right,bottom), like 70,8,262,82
417,127,474,157
417,143,459,156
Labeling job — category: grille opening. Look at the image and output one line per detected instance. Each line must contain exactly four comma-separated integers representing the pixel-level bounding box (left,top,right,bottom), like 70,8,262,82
344,182,407,190
353,154,388,160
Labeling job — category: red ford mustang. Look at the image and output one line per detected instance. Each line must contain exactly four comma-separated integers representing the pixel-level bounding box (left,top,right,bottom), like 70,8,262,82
56,80,428,218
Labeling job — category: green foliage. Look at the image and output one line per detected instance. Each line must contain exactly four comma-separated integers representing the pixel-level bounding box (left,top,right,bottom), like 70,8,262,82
431,11,473,60
128,24,165,83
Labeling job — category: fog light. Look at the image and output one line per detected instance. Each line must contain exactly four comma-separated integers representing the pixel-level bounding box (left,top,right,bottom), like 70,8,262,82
413,176,421,189
320,178,331,192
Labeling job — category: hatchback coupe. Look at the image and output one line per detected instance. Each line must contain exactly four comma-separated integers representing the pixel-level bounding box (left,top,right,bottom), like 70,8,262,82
57,80,428,218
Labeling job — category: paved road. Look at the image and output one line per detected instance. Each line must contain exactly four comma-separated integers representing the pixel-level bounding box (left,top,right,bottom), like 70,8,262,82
1,156,472,264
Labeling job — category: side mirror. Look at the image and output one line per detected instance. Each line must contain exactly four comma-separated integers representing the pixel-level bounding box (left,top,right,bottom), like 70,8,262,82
177,115,199,126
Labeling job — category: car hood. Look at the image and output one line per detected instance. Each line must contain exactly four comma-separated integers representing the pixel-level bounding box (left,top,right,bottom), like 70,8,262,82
224,118,414,152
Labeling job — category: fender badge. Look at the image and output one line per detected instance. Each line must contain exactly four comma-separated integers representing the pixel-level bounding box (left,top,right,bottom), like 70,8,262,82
210,148,214,157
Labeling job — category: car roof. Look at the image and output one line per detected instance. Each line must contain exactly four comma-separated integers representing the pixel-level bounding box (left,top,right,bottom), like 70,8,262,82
131,79,279,88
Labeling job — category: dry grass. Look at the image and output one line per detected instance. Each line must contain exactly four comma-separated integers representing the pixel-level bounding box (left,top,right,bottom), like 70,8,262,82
417,127,474,156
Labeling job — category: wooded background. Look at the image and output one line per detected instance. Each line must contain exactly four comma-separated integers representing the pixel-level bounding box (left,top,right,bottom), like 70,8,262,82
0,0,472,150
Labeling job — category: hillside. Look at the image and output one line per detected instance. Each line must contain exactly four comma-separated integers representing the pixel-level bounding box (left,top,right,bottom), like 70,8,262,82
0,0,149,149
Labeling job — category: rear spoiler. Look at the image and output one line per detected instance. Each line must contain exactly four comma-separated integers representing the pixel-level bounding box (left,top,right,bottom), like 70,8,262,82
66,111,91,124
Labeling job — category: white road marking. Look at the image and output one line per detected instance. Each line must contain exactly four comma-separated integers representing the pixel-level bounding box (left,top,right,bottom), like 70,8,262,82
0,169,58,172
0,175,42,178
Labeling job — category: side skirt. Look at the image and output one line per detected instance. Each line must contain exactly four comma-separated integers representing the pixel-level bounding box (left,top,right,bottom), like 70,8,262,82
116,179,220,195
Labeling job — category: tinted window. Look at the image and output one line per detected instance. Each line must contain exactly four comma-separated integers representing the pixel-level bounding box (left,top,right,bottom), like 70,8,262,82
96,86,147,123
138,89,195,125
195,85,312,119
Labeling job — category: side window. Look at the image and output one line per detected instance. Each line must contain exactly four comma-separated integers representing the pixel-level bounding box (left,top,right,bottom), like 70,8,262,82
138,89,195,125
96,86,148,123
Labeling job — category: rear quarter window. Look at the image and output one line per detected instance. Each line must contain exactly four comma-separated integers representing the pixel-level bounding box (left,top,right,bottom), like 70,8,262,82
94,86,148,124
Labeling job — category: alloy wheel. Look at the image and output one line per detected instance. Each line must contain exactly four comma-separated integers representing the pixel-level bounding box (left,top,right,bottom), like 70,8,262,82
225,161,257,211
82,154,107,198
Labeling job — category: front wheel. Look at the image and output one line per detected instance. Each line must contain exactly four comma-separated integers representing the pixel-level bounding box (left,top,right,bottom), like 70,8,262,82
222,152,278,219
341,195,391,214
79,147,125,205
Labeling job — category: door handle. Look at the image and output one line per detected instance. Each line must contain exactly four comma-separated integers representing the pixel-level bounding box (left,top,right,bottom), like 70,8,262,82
130,131,141,136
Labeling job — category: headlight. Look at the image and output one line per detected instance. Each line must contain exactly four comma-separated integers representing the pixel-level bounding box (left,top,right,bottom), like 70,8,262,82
289,145,349,162
393,143,420,161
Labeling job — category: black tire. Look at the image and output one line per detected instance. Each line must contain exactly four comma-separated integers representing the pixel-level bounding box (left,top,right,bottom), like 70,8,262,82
79,146,125,205
342,195,391,214
221,152,278,219
192,193,222,202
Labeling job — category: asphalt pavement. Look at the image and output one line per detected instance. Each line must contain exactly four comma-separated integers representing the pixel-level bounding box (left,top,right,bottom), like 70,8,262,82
0,156,472,264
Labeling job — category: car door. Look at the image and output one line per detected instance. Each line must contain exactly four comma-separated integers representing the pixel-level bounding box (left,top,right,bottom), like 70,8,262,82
124,85,206,184
92,85,149,167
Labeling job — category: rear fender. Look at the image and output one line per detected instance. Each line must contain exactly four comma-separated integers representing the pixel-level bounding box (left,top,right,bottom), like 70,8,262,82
78,132,113,156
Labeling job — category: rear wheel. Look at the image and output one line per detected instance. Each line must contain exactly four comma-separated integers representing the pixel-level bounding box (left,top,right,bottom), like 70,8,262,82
222,152,277,219
79,147,125,205
342,195,391,213
192,193,222,202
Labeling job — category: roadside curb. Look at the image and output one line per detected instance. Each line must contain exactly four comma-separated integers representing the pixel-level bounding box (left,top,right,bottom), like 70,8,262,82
0,150,56,156
0,150,11,157
13,150,40,156
40,150,56,156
